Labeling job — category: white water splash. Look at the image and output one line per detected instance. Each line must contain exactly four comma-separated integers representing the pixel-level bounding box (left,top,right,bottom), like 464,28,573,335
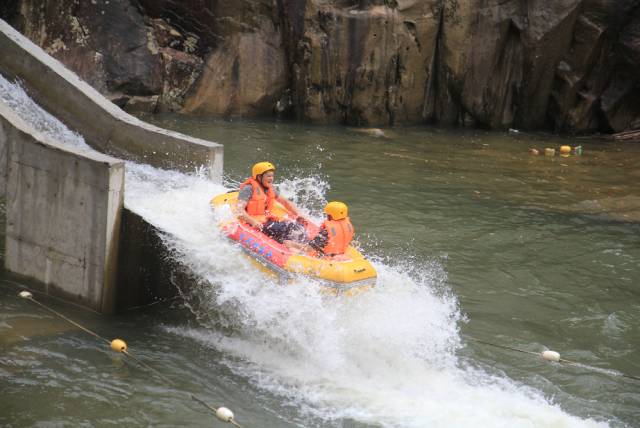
1,73,608,428
126,167,605,427
0,75,90,150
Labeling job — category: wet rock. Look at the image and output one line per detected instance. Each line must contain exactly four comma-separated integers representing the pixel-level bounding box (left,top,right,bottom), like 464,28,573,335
138,0,251,52
5,0,204,112
350,127,390,138
143,0,287,117
549,1,640,133
182,18,287,117
280,0,640,131
3,0,640,131
157,46,203,112
275,89,294,117
429,0,584,130
10,0,163,96
600,6,640,132
613,128,640,142
281,1,441,125
122,95,159,114
0,1,20,27
108,93,131,109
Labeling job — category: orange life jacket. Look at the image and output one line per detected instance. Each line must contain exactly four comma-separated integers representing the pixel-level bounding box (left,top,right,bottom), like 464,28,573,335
240,177,276,223
321,217,354,255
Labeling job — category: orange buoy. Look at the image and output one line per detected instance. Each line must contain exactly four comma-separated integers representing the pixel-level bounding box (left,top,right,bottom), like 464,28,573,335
110,338,128,353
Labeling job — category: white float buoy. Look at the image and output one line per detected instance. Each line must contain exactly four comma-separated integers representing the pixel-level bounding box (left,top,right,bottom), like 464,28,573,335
216,407,234,423
542,350,561,362
19,291,33,299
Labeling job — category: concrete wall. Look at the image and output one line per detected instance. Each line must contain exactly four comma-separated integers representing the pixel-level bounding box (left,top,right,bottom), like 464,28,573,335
0,19,226,313
0,101,124,313
0,19,223,181
117,208,198,310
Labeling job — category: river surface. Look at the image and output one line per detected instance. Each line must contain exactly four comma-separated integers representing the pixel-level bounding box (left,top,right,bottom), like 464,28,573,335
1,83,640,428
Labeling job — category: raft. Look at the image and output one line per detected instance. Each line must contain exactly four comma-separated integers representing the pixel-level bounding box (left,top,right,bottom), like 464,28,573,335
211,191,377,295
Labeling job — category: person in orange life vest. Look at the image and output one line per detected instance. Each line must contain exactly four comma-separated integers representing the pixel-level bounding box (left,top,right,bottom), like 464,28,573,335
237,162,306,243
285,201,354,256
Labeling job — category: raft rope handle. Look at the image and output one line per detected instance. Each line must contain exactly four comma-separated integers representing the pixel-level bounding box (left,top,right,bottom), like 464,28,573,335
467,337,640,382
9,286,244,428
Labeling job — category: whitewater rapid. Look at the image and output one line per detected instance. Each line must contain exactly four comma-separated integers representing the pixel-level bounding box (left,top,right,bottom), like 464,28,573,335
125,167,604,428
1,74,608,427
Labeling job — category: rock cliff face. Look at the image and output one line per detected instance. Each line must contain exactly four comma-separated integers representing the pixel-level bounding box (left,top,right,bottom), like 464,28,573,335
2,0,639,132
3,0,203,113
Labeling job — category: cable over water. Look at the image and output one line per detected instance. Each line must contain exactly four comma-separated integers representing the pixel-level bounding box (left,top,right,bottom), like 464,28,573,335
6,283,244,428
466,337,640,382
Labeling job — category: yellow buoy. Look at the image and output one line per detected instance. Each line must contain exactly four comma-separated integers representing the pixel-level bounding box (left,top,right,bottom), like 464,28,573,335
110,338,128,353
544,148,555,156
560,145,571,157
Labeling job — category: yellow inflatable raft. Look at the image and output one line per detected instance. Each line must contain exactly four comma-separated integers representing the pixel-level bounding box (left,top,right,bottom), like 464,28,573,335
211,192,376,295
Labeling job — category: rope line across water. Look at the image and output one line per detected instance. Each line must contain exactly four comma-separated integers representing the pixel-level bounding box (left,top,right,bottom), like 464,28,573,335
467,337,640,382
6,278,639,425
4,281,244,427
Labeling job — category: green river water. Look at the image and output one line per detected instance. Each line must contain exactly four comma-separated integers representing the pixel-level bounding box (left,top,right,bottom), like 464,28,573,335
1,116,639,427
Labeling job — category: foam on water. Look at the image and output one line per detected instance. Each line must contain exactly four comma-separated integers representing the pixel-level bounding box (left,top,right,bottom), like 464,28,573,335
1,74,608,427
126,168,606,427
0,75,90,150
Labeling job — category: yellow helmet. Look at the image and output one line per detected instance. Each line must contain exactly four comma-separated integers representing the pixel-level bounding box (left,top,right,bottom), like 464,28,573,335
252,161,275,179
324,201,348,220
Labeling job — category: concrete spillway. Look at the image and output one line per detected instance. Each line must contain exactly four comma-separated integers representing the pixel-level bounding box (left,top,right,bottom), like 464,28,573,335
0,19,223,313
